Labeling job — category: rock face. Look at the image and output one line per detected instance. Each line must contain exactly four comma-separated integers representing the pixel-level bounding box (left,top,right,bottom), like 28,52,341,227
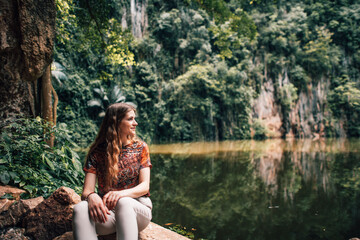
120,0,148,38
253,80,283,138
0,196,44,228
0,185,26,200
23,186,81,240
17,0,56,82
93,222,190,240
139,222,190,240
0,0,55,122
52,231,73,240
57,222,190,240
0,199,15,213
0,185,36,229
252,73,341,138
0,227,31,240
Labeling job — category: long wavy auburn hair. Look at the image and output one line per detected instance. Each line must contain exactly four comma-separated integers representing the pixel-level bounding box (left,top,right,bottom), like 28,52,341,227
86,102,136,190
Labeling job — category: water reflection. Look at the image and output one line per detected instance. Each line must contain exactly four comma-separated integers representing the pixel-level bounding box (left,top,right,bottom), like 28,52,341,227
149,139,360,240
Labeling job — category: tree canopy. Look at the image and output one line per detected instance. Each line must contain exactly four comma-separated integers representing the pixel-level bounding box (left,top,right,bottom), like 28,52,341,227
50,0,360,145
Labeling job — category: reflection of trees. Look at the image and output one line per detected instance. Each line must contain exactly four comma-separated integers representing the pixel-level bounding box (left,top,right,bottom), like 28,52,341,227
253,150,333,202
151,153,267,239
150,139,360,240
331,152,360,238
248,139,350,202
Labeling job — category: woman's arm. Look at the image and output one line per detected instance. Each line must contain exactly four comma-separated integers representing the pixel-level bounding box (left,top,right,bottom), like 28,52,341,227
82,173,110,223
81,172,96,200
102,167,150,210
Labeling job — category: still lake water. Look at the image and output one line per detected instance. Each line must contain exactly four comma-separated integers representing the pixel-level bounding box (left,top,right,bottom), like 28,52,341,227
149,139,360,240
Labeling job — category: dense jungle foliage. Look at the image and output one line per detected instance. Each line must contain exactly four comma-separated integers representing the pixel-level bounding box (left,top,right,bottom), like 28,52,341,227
0,118,84,198
52,0,360,147
0,4,359,234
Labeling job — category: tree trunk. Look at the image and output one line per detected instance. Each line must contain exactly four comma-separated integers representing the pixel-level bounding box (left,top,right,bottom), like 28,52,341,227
41,65,55,147
41,66,53,124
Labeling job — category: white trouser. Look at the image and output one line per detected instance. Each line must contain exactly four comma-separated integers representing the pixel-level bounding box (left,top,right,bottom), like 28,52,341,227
73,197,152,240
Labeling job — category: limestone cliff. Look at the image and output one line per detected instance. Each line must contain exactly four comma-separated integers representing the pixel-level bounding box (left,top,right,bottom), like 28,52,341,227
0,0,56,124
120,0,148,38
252,72,346,138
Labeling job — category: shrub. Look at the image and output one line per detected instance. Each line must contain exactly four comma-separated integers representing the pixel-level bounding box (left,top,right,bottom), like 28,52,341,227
252,119,268,140
0,117,84,198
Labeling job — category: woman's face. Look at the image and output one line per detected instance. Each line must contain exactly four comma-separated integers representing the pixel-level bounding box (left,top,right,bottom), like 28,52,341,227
119,110,137,137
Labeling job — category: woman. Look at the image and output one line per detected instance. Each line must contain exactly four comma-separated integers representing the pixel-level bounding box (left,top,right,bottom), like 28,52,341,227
73,103,152,240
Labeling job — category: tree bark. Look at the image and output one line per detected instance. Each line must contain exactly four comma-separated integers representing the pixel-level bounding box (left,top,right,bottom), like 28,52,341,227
41,65,53,125
42,66,55,147
41,65,57,147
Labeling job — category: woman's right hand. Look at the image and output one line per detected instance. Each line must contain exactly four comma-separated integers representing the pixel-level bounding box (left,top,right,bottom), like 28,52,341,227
87,193,110,223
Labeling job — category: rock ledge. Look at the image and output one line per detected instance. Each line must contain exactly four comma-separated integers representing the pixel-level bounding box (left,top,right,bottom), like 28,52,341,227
0,185,189,240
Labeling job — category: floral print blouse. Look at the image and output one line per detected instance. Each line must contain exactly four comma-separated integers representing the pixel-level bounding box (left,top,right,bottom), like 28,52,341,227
84,141,152,197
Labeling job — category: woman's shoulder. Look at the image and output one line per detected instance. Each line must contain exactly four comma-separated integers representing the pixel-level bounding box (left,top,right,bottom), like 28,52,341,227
132,140,148,149
123,140,147,153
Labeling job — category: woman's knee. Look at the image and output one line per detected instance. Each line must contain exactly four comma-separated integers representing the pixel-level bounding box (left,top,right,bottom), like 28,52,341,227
115,197,134,210
73,201,88,216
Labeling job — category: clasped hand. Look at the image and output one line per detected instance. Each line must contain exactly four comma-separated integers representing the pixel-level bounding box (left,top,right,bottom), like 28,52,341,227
103,190,124,210
87,191,124,223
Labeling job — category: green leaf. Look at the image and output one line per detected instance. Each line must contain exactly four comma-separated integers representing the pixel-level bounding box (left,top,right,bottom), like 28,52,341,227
8,171,18,179
1,193,15,200
23,185,36,194
87,99,103,108
42,154,55,171
0,171,10,185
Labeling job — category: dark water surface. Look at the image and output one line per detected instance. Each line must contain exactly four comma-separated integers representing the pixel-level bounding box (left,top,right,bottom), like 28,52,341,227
149,139,360,240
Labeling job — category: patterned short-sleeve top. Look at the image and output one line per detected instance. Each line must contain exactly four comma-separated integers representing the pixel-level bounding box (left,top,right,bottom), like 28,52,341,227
84,141,152,197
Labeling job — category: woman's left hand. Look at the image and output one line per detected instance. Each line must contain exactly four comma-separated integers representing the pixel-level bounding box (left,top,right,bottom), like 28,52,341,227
103,191,124,210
